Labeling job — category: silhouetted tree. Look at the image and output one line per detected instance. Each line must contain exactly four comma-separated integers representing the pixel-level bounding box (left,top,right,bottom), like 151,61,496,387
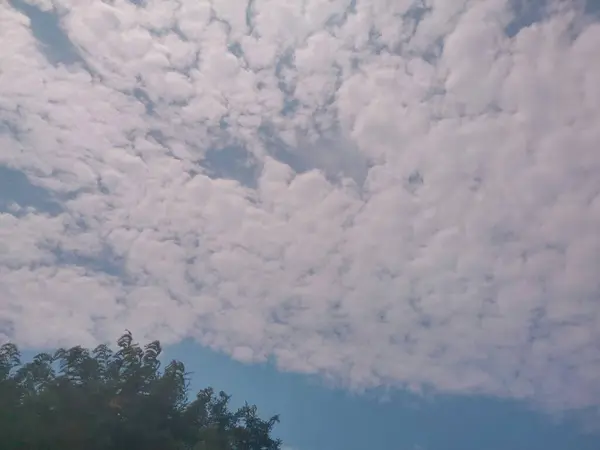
0,332,281,450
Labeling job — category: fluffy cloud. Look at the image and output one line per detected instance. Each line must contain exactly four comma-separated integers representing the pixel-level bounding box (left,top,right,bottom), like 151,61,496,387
1,0,599,414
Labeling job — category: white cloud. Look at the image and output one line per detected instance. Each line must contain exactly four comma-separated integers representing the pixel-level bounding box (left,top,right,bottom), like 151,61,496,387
1,0,599,415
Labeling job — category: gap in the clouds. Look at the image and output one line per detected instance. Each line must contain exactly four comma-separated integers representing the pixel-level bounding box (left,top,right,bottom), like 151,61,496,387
585,0,600,16
245,0,257,33
259,125,311,172
323,0,357,29
7,0,86,67
146,128,262,189
363,3,432,57
505,0,553,38
227,42,245,60
201,144,262,189
259,124,370,187
0,166,62,217
273,50,299,117
49,245,125,278
420,37,445,65
132,87,156,116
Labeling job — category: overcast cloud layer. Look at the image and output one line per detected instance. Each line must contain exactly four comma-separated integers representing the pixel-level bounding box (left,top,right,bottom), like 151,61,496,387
1,0,599,414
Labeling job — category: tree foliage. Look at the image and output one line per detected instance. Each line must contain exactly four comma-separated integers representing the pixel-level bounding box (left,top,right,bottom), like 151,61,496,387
0,332,282,450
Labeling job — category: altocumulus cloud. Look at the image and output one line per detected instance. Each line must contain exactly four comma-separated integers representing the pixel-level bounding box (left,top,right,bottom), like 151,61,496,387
1,0,599,416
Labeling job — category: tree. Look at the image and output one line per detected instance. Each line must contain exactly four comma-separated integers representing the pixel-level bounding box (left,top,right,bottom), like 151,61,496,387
0,332,282,450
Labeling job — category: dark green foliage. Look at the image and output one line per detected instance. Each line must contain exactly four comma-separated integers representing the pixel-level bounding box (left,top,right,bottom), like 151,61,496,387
0,332,282,450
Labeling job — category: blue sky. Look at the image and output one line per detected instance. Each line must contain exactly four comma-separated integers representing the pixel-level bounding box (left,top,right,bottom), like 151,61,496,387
2,0,600,449
164,341,600,450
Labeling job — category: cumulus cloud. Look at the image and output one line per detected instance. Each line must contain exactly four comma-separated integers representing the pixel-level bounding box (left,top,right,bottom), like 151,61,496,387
1,0,599,415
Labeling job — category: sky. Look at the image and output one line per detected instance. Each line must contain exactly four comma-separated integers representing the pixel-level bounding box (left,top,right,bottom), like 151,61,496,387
1,0,599,449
